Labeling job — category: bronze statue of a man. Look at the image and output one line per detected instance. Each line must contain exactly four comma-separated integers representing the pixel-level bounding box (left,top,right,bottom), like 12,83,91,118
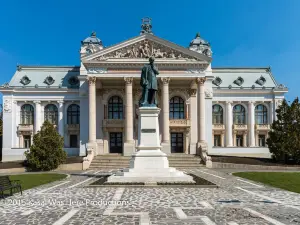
139,56,159,107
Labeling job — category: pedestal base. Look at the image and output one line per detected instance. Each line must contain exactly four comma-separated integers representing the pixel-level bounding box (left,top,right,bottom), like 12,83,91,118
123,141,135,156
107,149,194,183
107,107,194,184
161,142,171,155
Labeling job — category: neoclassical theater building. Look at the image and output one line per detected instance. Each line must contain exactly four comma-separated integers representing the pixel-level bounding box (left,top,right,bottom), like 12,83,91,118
0,19,288,162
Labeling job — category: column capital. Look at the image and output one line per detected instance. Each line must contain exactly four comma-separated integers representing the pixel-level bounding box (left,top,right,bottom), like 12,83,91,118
189,89,197,97
88,76,97,85
248,100,255,105
161,77,170,85
124,77,133,85
33,100,41,105
196,77,206,85
226,101,233,105
57,100,64,105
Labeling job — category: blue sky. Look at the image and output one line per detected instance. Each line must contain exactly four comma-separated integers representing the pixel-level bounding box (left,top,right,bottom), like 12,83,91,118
0,0,299,103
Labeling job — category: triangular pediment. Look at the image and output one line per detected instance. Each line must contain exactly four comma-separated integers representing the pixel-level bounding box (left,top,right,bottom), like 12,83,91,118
81,34,212,63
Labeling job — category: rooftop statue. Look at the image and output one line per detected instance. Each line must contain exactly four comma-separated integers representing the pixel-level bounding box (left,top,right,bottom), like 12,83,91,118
139,56,159,107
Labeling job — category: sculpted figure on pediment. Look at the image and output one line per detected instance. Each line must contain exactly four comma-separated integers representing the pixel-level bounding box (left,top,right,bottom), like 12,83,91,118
95,40,198,61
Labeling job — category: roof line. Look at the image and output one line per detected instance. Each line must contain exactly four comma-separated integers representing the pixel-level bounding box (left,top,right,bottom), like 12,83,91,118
17,65,80,69
212,67,270,70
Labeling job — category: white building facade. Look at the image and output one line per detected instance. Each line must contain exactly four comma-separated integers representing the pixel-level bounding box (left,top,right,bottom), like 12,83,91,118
0,20,288,162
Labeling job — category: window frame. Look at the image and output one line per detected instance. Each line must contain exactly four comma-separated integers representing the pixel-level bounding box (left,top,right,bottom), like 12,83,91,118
169,96,185,119
108,96,123,119
20,104,34,125
67,104,80,125
44,104,58,125
255,104,268,125
212,104,223,124
233,104,246,124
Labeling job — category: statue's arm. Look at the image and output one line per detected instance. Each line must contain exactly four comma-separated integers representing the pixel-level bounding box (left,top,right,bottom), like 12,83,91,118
152,66,159,75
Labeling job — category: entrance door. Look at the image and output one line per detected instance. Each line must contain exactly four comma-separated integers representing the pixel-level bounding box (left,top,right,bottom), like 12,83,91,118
171,132,184,153
109,132,123,153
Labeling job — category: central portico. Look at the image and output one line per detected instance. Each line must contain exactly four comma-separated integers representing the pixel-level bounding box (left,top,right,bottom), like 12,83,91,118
80,22,213,167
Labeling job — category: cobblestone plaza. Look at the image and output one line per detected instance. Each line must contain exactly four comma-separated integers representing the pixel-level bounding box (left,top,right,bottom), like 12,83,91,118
0,169,299,225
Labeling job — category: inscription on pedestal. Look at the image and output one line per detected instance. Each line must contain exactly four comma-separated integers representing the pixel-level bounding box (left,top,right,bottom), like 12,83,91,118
141,129,156,133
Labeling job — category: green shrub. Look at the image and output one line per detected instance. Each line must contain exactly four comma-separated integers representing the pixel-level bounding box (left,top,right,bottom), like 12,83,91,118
25,121,66,171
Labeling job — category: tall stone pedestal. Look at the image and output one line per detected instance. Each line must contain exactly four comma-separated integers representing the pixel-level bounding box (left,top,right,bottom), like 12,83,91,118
107,107,194,183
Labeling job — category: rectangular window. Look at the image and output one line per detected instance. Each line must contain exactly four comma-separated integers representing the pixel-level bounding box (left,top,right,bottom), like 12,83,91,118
236,135,243,147
258,135,266,147
214,135,221,147
24,135,31,148
70,135,78,148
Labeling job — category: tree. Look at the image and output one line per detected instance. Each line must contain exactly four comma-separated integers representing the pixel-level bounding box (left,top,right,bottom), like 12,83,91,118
267,98,300,164
25,120,66,171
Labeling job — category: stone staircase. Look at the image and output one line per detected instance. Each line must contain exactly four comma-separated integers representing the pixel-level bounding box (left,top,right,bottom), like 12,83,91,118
89,154,204,170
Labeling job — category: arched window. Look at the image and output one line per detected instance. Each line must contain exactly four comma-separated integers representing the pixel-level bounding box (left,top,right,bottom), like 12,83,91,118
255,104,268,124
108,96,123,119
212,104,223,124
169,96,185,119
21,104,34,125
44,104,58,125
233,104,246,124
67,104,80,124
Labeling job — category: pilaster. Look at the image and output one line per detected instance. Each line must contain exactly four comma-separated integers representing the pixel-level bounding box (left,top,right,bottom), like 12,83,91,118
248,101,255,147
57,100,64,138
189,88,197,154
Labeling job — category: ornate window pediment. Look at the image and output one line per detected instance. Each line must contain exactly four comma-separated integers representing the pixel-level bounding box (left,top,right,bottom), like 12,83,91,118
212,77,222,86
255,76,266,86
20,75,31,85
44,76,55,85
233,77,244,86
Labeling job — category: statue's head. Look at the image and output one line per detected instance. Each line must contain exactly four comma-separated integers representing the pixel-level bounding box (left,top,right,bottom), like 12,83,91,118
149,56,155,64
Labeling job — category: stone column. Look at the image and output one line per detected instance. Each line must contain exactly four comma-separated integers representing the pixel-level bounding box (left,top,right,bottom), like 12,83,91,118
197,77,206,143
226,101,233,147
243,132,247,147
233,131,237,146
196,77,211,166
221,132,225,147
161,77,171,154
248,101,255,147
124,77,134,143
33,101,41,133
88,76,97,151
57,101,64,137
18,133,23,148
189,89,197,154
123,77,135,156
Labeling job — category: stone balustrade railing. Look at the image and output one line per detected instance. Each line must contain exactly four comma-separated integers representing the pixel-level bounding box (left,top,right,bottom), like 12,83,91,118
169,119,190,127
103,119,124,128
255,124,270,130
213,124,225,130
17,124,34,132
233,124,248,130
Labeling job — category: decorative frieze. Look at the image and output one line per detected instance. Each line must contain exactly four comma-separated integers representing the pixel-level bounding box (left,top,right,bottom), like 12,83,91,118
3,99,12,113
204,88,213,98
87,68,107,74
103,119,124,127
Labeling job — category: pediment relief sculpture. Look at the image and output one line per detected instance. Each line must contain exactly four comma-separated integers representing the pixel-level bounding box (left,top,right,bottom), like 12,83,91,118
94,40,199,61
